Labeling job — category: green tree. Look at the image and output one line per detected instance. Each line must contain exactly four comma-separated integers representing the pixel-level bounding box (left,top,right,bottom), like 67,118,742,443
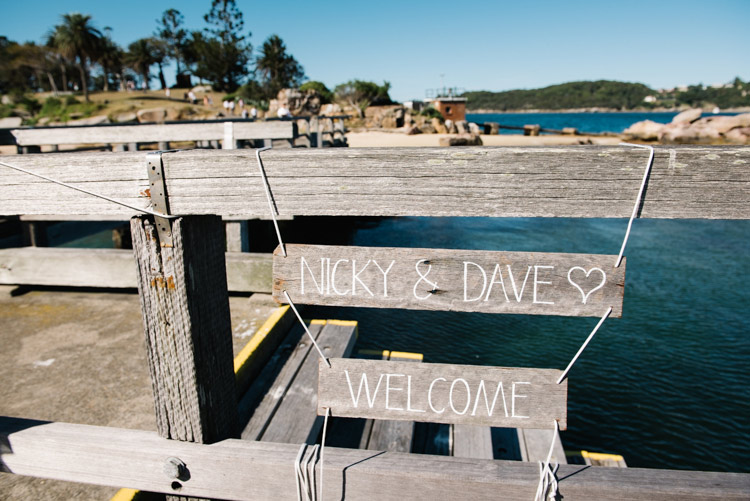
300,81,332,103
126,38,158,90
48,13,103,102
155,9,188,80
195,0,252,91
256,35,305,99
10,42,58,94
98,29,124,92
334,79,392,117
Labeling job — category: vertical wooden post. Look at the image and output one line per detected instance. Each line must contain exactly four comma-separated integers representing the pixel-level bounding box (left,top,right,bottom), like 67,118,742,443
21,221,48,247
130,215,239,446
310,116,320,148
222,122,237,150
225,220,249,252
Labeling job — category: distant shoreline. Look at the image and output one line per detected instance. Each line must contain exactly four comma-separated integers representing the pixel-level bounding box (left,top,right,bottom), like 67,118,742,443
467,107,750,114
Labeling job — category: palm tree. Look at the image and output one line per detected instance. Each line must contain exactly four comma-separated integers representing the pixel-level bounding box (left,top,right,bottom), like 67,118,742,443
126,38,158,90
98,31,123,92
48,13,102,102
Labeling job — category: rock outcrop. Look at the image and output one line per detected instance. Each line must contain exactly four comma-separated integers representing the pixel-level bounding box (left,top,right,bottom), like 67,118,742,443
267,88,322,117
624,110,750,144
439,133,483,146
137,108,167,123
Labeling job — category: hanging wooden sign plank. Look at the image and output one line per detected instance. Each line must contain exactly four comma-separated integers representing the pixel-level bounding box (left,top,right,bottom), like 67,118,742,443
273,244,625,317
318,358,567,429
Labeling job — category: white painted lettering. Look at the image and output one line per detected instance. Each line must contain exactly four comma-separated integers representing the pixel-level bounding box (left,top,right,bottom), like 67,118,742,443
331,259,350,296
300,257,324,295
533,265,555,305
484,264,510,302
406,375,425,413
344,370,385,409
372,260,396,297
507,265,532,302
385,373,405,411
471,380,509,417
352,260,374,296
449,378,471,415
463,261,487,302
511,382,530,419
428,377,447,413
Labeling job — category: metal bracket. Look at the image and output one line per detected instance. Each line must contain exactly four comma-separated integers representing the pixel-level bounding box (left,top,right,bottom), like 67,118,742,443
146,152,173,247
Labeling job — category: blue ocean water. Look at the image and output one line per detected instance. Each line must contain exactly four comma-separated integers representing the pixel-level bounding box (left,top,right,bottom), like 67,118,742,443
466,111,737,134
309,217,750,473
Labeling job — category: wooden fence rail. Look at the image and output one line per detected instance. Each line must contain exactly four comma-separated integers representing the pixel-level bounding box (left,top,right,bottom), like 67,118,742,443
2,145,749,500
11,121,294,149
1,146,748,219
1,417,748,500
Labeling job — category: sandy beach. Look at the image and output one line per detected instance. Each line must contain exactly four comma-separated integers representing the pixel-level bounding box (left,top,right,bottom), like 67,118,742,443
347,130,621,147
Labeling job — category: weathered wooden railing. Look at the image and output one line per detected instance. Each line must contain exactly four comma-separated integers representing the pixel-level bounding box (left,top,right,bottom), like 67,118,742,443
11,120,294,153
1,146,749,500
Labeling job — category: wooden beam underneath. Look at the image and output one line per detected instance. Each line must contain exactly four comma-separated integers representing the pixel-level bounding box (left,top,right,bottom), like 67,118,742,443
1,417,748,500
0,247,272,292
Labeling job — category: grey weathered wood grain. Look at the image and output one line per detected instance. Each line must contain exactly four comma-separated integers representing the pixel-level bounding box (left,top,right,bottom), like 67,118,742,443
453,425,494,459
517,428,567,464
241,321,326,441
131,216,238,443
0,247,272,292
1,146,749,219
2,417,748,500
261,321,357,444
318,359,567,429
11,121,293,146
273,244,625,318
366,352,420,453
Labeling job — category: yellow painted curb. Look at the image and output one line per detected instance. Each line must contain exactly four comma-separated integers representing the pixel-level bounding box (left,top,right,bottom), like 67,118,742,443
581,450,625,462
389,351,424,361
110,488,139,501
233,305,290,375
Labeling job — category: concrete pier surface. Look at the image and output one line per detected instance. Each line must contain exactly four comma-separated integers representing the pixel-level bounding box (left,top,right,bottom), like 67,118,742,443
0,285,280,500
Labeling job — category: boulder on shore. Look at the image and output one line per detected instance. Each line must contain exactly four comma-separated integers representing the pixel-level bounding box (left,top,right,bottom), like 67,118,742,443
623,120,665,141
439,133,483,146
137,108,167,123
68,115,110,126
114,112,138,123
671,108,702,124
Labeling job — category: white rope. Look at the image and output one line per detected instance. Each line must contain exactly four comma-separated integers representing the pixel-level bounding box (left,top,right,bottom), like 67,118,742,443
557,307,612,384
615,143,655,268
294,443,306,501
254,146,287,256
534,420,560,501
319,407,330,501
283,290,332,368
304,444,319,501
0,160,179,219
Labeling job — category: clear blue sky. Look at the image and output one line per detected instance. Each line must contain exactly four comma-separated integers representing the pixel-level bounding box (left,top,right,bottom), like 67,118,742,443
1,0,748,101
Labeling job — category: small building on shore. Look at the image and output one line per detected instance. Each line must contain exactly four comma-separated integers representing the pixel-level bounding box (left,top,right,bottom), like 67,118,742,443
432,96,467,122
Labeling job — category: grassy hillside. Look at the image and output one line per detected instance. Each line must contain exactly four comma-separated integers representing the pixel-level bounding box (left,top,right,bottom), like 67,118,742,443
464,80,654,111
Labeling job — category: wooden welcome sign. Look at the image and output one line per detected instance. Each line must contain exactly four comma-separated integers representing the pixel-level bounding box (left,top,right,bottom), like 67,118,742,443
273,244,625,317
318,358,567,429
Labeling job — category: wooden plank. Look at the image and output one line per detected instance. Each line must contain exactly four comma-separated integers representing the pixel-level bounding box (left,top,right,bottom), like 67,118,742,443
241,321,326,441
273,244,625,318
366,351,421,453
0,146,749,219
517,428,567,464
130,215,238,443
2,417,748,500
260,321,357,444
453,425,494,459
10,122,293,146
318,359,567,429
0,247,272,292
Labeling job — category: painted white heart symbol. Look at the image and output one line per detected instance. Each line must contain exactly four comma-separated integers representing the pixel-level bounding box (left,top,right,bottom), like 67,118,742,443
567,267,606,304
